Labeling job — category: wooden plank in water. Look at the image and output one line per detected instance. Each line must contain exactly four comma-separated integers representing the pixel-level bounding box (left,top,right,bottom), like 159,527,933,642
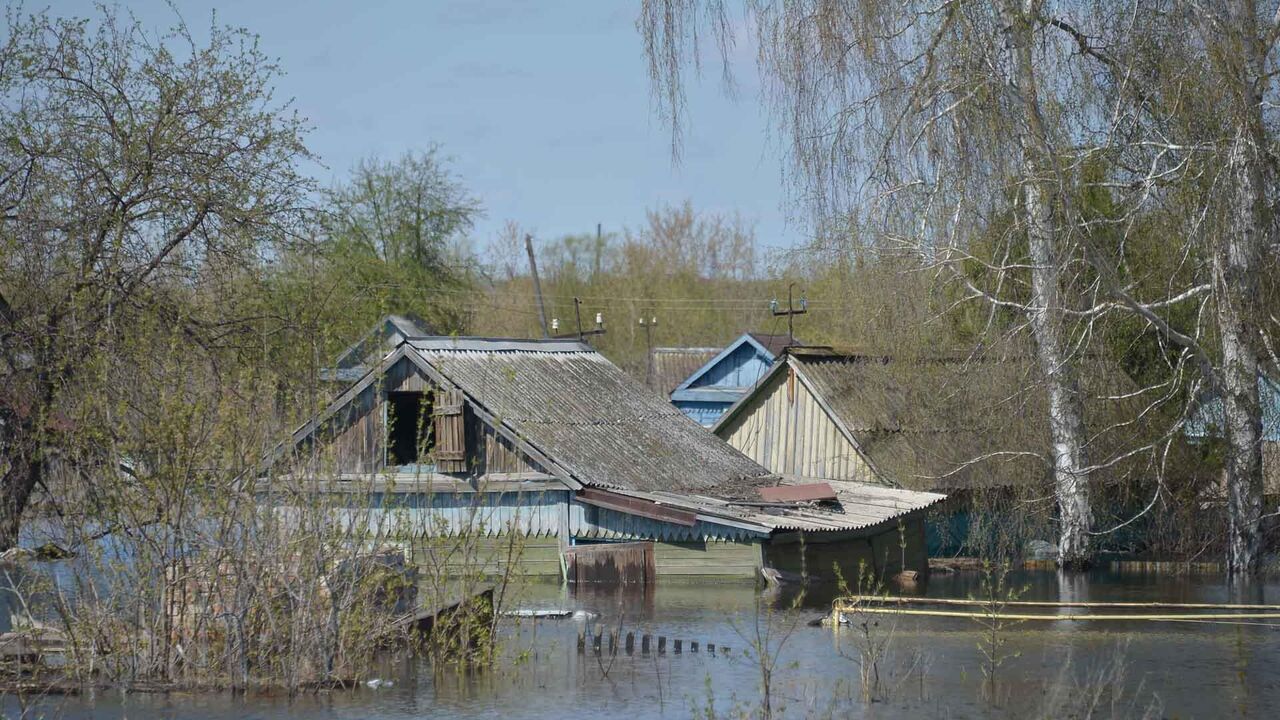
563,542,655,584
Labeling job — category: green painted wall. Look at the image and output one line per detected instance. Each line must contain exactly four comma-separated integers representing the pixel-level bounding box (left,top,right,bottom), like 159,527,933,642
653,539,763,579
762,518,928,584
409,535,564,579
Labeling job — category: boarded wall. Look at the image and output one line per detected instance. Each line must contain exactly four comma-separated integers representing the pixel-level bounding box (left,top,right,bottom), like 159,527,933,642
717,365,879,483
410,535,564,579
653,539,763,579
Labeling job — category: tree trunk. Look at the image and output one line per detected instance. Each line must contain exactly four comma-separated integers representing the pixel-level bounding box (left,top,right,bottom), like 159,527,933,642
1023,177,1094,569
0,409,41,553
1009,8,1094,569
1217,132,1266,577
1210,0,1268,578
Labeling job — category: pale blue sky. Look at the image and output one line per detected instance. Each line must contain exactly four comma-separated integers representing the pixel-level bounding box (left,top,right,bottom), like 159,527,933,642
46,0,804,254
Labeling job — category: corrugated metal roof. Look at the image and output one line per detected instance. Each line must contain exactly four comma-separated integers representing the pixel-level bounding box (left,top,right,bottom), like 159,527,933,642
747,333,798,358
409,338,773,497
647,347,719,395
626,478,946,533
733,347,1149,490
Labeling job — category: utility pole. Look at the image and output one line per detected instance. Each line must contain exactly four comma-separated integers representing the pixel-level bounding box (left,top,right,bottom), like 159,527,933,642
593,222,603,279
770,283,807,347
639,314,658,387
525,234,549,337
552,297,606,343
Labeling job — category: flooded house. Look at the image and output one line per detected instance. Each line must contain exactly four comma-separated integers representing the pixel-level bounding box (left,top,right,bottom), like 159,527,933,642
262,335,943,583
664,332,796,426
1185,374,1280,496
712,346,1146,555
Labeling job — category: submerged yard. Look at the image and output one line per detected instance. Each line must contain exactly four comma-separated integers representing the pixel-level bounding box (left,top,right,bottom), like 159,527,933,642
7,570,1279,719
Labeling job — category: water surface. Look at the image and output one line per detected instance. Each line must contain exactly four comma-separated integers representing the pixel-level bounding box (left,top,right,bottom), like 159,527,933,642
6,569,1280,719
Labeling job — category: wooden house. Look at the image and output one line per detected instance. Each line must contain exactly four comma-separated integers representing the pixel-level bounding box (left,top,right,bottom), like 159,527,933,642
322,314,432,386
262,336,943,583
667,333,795,426
713,346,1148,554
1186,374,1280,495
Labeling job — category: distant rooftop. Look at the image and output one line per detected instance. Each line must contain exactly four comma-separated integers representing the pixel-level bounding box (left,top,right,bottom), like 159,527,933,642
646,346,720,395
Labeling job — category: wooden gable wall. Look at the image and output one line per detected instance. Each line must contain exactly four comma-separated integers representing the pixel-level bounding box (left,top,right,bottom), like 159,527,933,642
687,340,773,390
312,357,542,477
716,362,881,483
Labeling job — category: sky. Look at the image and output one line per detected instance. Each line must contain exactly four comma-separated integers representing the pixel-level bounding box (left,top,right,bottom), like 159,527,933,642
44,0,805,255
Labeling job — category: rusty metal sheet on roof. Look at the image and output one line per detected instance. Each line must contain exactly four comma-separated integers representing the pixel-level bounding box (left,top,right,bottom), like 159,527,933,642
408,339,772,496
757,482,838,503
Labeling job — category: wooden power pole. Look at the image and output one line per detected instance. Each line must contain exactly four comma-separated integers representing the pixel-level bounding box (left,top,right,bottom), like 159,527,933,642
525,234,550,337
770,283,807,347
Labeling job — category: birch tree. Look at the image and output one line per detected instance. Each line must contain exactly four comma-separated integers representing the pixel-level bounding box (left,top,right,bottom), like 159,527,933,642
640,0,1104,567
1092,0,1279,576
1198,0,1274,576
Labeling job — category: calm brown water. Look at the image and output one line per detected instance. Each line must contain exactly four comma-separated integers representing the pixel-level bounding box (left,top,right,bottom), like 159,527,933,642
7,570,1280,719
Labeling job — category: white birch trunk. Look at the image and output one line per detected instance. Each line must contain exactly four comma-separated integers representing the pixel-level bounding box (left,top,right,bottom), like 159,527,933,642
1218,133,1266,577
1010,6,1094,568
1206,0,1268,577
1023,177,1094,568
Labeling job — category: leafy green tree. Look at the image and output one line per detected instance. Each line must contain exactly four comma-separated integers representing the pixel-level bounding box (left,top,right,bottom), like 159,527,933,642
316,149,482,336
0,7,313,551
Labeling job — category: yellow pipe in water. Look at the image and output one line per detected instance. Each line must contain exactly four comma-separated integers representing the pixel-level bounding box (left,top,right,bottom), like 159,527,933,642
836,595,1280,611
831,605,1280,623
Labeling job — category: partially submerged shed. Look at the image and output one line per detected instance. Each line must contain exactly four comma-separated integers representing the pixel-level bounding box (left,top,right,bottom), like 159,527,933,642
712,346,1146,553
265,336,943,582
713,346,1144,491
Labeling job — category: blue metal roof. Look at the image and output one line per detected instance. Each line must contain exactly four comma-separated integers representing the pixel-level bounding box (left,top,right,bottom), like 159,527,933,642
1185,375,1280,441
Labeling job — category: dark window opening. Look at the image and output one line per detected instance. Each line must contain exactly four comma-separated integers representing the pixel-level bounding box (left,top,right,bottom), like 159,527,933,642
388,391,433,466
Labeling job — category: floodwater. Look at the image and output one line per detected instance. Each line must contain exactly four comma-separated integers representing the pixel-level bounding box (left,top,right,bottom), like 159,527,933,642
6,569,1280,719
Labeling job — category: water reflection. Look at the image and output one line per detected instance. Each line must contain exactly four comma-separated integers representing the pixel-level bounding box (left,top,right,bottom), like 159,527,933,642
4,569,1280,718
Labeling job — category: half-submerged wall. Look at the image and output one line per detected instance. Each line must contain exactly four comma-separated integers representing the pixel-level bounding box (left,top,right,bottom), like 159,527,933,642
762,517,928,583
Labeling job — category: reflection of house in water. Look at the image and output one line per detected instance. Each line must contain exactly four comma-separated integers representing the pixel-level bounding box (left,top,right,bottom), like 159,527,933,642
264,335,943,583
714,346,1147,555
660,333,795,427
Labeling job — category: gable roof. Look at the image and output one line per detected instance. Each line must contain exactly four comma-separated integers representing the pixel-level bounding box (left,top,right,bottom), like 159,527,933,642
646,347,720,395
715,346,1145,490
332,314,433,372
408,337,772,497
747,333,795,358
269,336,947,534
672,332,797,395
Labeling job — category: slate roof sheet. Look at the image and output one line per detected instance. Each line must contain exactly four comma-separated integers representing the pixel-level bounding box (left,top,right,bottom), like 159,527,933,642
409,337,773,497
647,347,719,395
